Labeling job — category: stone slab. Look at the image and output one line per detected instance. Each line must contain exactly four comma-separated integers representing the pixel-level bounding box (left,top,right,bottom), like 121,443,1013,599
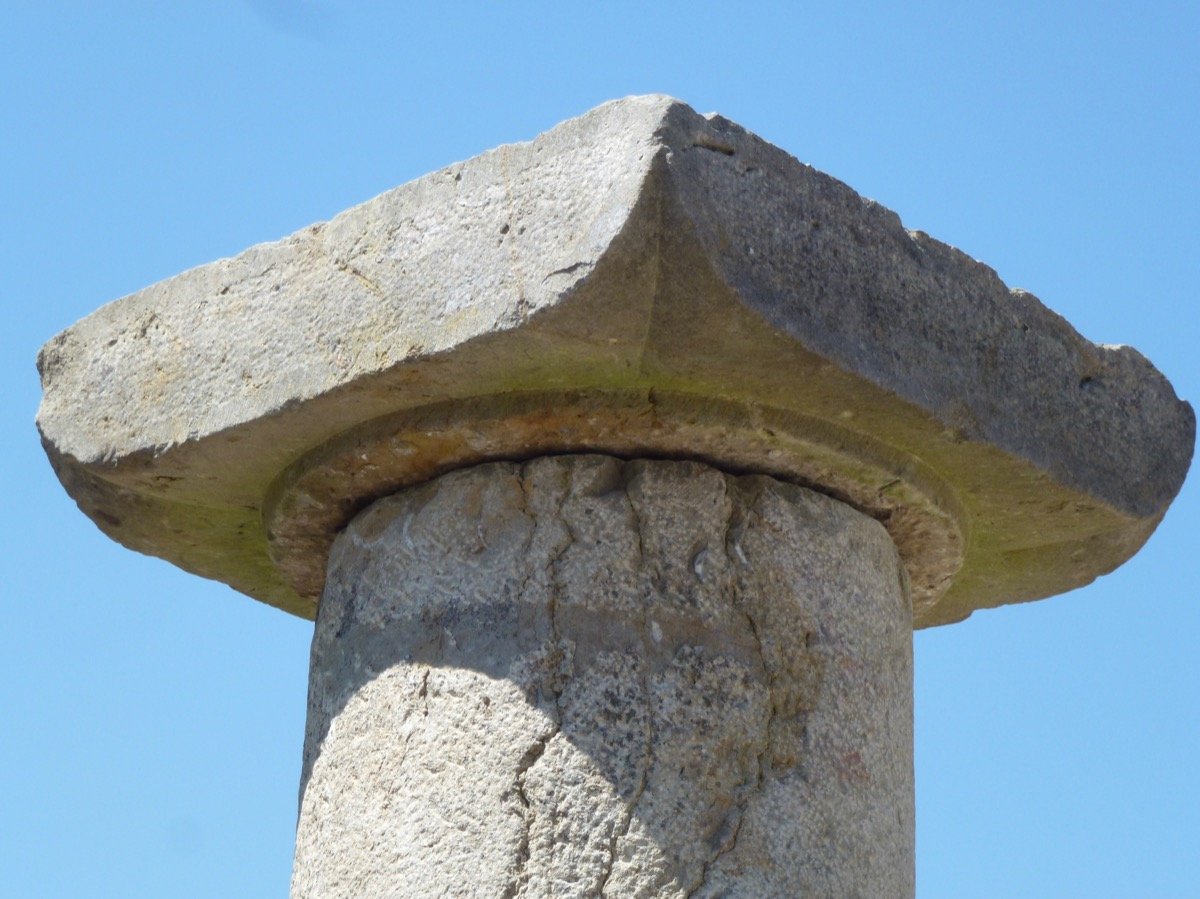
37,95,1193,626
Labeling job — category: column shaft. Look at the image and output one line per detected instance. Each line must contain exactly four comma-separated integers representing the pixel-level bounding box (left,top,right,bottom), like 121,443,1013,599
292,455,913,897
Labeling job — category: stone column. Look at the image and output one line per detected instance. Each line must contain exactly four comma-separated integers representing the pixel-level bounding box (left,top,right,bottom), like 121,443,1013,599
292,457,913,897
37,96,1192,897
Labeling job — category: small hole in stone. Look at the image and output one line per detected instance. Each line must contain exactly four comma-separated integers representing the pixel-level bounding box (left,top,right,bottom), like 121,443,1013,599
1079,376,1095,390
499,223,509,235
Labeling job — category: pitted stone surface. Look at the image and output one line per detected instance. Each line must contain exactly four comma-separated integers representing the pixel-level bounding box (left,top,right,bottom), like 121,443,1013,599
37,95,1193,625
292,455,914,897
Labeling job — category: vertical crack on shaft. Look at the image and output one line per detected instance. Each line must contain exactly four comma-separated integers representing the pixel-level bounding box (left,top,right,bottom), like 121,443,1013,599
596,466,654,897
502,734,551,899
686,477,775,896
504,462,581,898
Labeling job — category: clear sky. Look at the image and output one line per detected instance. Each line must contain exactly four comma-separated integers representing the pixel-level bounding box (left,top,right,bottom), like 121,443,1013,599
3,2,1196,896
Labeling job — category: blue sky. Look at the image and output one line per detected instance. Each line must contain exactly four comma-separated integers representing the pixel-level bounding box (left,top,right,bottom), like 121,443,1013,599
3,2,1196,896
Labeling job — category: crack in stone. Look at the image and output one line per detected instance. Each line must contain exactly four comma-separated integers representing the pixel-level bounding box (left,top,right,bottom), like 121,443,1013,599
393,666,430,782
544,463,575,716
688,811,748,899
540,260,590,282
742,487,780,787
620,464,648,575
515,467,539,604
308,220,387,304
417,668,430,718
502,734,552,899
503,463,575,899
596,469,654,897
685,479,776,897
336,258,387,300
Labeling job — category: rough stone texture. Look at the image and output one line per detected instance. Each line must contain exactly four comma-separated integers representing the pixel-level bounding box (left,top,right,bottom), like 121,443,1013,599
292,455,914,898
37,95,1193,626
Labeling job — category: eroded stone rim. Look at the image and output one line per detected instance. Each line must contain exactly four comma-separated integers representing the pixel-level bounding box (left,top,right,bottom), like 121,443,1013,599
263,388,966,623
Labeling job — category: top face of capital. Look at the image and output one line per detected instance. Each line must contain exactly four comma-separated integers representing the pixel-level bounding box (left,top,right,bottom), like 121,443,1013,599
37,95,1193,627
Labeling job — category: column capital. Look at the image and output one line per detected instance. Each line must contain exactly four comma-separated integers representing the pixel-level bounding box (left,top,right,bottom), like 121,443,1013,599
37,95,1193,626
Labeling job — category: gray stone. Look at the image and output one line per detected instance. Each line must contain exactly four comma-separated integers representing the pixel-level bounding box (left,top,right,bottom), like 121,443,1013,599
36,95,1193,626
292,455,913,897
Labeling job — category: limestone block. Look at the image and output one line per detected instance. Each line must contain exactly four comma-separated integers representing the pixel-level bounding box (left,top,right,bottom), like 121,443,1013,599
37,95,1193,625
293,456,913,897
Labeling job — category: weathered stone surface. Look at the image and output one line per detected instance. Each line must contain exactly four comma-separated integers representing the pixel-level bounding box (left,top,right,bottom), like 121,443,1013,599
292,456,914,897
37,95,1193,625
